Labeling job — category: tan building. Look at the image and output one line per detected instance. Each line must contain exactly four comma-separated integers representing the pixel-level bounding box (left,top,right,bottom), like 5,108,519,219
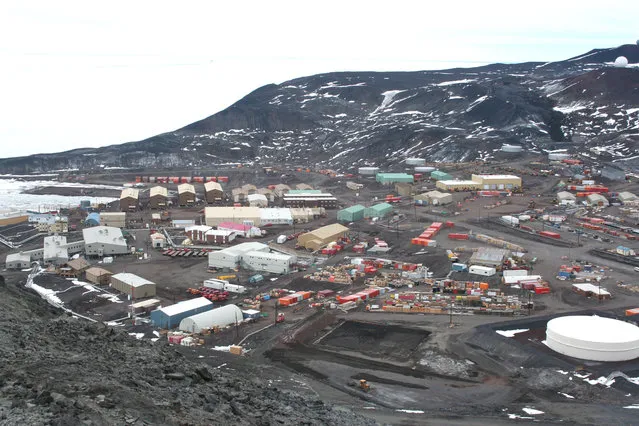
435,180,478,191
204,206,262,227
231,187,247,203
0,214,28,227
85,267,113,285
178,183,196,206
149,186,169,209
58,257,90,278
414,190,453,205
273,184,291,198
257,187,275,203
100,212,126,228
296,183,313,191
119,188,139,212
110,272,156,298
394,183,414,197
204,181,224,203
241,184,257,195
297,223,349,251
470,174,522,190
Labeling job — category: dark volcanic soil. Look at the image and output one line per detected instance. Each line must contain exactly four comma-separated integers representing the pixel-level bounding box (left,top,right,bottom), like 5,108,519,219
0,274,374,426
23,186,121,198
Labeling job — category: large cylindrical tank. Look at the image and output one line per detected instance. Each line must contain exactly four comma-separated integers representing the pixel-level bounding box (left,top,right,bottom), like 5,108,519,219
179,304,243,333
501,144,523,153
358,167,380,176
548,153,571,161
405,158,426,166
414,166,436,173
545,316,639,362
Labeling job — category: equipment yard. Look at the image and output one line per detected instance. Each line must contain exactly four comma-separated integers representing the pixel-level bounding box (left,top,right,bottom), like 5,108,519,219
2,157,639,424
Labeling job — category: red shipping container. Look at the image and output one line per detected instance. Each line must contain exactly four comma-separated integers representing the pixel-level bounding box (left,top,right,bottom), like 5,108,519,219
218,176,229,183
539,231,560,239
366,289,380,298
206,176,217,182
318,290,335,298
534,286,550,294
168,335,185,344
448,233,469,240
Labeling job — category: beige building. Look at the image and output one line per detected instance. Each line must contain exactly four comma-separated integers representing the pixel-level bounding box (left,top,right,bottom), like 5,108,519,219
436,180,478,191
149,186,169,209
110,272,156,298
273,184,291,198
296,183,313,191
204,181,224,203
204,206,262,227
85,267,113,285
297,223,349,251
178,183,196,206
394,183,414,197
100,212,126,228
119,188,139,212
470,174,522,190
415,190,453,205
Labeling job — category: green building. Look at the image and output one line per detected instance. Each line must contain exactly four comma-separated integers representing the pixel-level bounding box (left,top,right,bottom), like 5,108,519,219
364,203,393,219
337,205,366,222
287,189,323,194
430,170,452,181
375,173,414,185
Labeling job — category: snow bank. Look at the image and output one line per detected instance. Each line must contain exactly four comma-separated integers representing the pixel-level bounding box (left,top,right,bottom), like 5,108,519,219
496,329,529,338
522,408,544,415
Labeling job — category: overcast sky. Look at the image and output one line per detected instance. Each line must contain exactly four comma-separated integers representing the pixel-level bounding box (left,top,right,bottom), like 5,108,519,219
0,1,637,158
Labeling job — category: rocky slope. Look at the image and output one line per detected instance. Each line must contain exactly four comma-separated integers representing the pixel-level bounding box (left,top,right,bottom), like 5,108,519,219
0,275,374,426
1,45,639,173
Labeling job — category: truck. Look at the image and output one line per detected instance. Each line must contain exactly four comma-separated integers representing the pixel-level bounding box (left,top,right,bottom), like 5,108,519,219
276,235,287,244
203,279,246,294
248,274,264,284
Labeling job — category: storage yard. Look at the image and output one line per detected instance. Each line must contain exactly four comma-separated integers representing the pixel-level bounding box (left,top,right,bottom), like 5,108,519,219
2,156,639,424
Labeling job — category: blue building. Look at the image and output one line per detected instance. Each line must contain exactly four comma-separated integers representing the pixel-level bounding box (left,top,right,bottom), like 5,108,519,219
85,212,100,227
150,297,214,329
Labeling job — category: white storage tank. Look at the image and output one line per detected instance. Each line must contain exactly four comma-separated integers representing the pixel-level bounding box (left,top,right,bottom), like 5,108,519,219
548,152,571,161
405,158,426,166
501,144,523,153
414,166,436,173
546,316,639,362
358,167,380,176
500,215,520,226
179,304,243,333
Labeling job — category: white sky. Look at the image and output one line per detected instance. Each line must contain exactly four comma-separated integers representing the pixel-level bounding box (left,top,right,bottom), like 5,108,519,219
0,0,637,158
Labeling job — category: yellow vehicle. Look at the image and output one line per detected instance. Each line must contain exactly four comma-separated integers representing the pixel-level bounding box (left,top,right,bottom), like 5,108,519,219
217,275,236,281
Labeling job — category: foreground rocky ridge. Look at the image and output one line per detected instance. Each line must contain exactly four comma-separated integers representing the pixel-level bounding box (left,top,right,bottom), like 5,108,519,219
0,276,374,426
1,44,639,173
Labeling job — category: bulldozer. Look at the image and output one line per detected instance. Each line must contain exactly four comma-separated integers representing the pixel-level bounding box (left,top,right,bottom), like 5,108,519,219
359,379,370,392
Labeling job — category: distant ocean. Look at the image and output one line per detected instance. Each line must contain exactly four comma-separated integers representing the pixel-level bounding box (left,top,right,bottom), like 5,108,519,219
0,179,121,214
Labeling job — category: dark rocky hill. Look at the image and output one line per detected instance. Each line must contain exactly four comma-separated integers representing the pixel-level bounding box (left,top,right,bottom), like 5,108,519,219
2,44,639,173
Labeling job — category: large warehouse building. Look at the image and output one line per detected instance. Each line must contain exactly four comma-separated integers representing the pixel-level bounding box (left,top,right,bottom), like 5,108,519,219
179,304,244,333
204,207,261,227
337,205,366,223
100,212,126,228
545,316,639,362
204,181,224,203
375,173,414,185
150,297,214,329
436,174,522,192
283,193,338,208
149,186,169,209
469,247,508,267
110,272,156,298
119,188,139,212
178,183,196,206
208,242,296,274
83,226,128,257
85,267,113,285
297,223,349,251
364,203,393,219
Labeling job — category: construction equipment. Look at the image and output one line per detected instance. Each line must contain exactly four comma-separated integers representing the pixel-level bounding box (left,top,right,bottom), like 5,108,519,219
276,313,285,323
359,379,370,392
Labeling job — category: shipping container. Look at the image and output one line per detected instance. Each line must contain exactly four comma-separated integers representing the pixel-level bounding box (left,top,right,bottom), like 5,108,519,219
539,231,561,239
448,233,469,240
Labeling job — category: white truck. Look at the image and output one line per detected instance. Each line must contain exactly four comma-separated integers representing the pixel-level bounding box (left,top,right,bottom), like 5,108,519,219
203,279,247,294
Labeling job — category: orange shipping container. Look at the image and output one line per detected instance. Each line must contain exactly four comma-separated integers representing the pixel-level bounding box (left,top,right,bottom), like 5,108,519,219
479,282,489,290
626,308,639,316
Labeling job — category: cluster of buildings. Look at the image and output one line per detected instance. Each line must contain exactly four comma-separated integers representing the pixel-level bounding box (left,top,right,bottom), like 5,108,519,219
337,203,394,223
28,212,69,234
208,242,297,274
435,174,522,192
5,226,129,269
204,206,325,227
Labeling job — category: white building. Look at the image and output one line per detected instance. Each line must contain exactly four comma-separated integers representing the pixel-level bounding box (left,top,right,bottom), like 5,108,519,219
43,235,69,265
243,251,297,274
556,191,577,206
619,191,639,204
247,193,268,207
468,265,496,276
178,304,244,333
82,226,128,257
208,242,294,273
5,252,32,269
260,208,293,226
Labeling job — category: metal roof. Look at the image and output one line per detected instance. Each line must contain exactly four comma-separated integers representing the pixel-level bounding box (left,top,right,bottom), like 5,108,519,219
178,183,195,194
43,235,68,260
204,181,223,192
150,186,168,197
120,188,139,200
303,223,348,240
82,226,127,246
470,247,509,262
111,272,155,287
205,207,261,219
341,205,365,213
159,297,213,317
